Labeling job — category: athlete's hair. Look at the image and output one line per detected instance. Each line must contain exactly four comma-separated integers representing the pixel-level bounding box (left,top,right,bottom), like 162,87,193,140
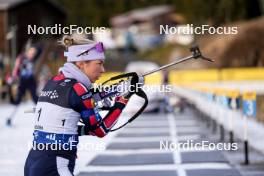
60,35,95,49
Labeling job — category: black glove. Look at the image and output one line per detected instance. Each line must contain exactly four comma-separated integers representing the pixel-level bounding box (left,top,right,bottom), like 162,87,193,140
124,74,144,99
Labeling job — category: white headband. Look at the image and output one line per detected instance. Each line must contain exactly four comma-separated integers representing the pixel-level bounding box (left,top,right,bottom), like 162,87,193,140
64,43,105,62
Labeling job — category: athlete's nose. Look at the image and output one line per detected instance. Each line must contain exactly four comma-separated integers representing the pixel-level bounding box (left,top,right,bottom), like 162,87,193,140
101,65,105,73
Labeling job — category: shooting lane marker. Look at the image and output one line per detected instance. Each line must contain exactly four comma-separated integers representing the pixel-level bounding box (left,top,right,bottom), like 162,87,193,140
242,91,257,165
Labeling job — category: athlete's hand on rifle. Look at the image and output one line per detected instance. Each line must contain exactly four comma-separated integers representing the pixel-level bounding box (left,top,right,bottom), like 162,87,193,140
116,73,144,99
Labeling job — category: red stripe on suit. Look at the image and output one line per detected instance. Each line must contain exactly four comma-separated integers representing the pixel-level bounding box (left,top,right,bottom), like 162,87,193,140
53,74,65,81
89,115,97,126
104,109,122,129
83,99,94,108
73,83,87,96
94,127,106,138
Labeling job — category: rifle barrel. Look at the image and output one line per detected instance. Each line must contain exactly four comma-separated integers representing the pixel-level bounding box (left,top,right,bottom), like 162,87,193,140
142,55,194,77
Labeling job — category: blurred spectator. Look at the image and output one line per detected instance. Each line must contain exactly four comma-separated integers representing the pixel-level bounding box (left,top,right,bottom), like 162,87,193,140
6,46,41,126
11,47,39,104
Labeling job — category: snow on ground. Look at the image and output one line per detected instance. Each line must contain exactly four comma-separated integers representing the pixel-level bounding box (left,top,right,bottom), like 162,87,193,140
0,101,35,176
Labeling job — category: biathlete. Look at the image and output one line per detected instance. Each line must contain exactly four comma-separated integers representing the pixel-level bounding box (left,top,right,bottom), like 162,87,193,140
24,36,142,176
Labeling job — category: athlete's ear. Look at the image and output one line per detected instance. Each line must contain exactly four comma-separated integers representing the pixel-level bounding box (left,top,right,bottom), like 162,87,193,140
74,61,85,70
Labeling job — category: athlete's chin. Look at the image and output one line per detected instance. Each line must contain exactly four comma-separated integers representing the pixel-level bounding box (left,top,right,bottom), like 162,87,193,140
96,75,101,81
91,77,100,83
